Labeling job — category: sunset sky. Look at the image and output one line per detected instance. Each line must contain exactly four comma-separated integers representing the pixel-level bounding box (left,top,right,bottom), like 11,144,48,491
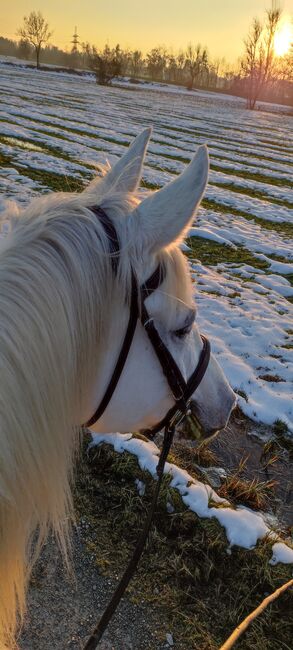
2,0,293,62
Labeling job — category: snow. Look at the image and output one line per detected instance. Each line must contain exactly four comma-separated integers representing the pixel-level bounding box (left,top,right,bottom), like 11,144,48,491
91,432,293,563
189,226,237,248
254,254,293,275
192,261,293,430
0,61,292,433
112,76,292,114
135,479,146,497
270,542,293,566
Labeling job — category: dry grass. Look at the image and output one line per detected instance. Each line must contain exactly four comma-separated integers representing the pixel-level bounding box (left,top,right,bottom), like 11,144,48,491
73,435,293,650
217,455,277,510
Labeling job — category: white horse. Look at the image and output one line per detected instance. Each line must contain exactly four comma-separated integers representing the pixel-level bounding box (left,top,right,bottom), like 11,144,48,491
0,128,235,648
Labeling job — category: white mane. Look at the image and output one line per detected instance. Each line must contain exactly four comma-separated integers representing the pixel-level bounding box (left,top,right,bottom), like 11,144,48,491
0,186,139,645
0,180,191,647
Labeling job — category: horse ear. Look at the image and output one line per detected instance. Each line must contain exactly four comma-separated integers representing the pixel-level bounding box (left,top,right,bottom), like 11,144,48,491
129,145,209,251
86,128,152,195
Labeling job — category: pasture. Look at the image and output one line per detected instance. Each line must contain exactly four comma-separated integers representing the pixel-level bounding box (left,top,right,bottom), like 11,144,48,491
0,62,292,432
0,61,292,649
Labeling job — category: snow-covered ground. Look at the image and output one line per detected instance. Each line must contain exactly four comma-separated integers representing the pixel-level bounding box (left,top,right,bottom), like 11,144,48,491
91,432,293,564
0,60,292,432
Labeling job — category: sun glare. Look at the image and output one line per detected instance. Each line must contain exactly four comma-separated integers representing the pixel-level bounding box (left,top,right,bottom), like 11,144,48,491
274,20,292,57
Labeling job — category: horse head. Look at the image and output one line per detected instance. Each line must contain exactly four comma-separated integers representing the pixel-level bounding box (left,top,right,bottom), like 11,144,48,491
83,128,236,436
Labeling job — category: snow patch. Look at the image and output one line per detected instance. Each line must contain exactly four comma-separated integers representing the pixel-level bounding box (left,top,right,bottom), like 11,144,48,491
90,433,293,563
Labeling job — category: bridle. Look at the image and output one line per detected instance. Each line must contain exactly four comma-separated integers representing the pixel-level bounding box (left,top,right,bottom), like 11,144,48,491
85,206,211,435
82,206,211,649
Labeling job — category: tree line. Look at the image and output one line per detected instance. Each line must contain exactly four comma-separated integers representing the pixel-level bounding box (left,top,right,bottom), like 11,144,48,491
0,8,292,108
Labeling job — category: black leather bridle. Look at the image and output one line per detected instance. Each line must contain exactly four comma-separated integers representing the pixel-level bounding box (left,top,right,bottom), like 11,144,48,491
85,206,211,435
82,206,211,649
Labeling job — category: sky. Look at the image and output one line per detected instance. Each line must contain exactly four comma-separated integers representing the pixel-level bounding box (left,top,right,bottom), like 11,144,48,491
1,0,293,63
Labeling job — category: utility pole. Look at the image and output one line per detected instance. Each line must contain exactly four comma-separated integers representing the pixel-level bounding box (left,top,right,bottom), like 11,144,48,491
71,26,79,53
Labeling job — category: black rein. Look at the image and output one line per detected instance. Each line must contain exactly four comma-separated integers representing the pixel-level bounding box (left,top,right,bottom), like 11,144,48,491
82,206,211,649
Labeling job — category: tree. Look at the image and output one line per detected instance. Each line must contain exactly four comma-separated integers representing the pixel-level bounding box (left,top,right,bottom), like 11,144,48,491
117,45,131,77
18,11,52,69
185,44,209,89
18,39,33,61
0,37,17,57
87,44,124,85
241,3,282,109
176,50,186,83
146,47,167,81
269,46,293,103
130,50,143,78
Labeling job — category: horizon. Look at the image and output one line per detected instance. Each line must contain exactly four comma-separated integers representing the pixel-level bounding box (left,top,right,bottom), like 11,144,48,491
2,0,293,64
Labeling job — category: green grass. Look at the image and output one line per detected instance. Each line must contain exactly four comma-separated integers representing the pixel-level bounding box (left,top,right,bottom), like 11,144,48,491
0,134,98,174
212,149,293,169
152,121,293,161
210,180,293,210
148,156,293,209
1,111,130,146
140,182,292,238
0,149,86,193
73,436,293,650
145,181,293,241
211,163,293,189
186,237,293,292
186,236,270,271
145,147,292,188
144,158,292,209
260,138,293,154
202,199,293,237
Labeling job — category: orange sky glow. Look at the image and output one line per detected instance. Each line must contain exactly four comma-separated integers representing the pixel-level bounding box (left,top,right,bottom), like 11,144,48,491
2,0,293,63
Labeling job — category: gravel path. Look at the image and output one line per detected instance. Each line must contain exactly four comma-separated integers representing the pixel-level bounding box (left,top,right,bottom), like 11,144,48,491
20,531,171,650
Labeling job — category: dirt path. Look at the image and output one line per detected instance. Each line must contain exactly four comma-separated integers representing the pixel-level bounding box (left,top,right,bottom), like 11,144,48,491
20,531,170,650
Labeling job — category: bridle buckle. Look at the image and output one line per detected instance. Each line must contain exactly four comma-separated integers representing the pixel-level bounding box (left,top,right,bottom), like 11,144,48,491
167,400,192,431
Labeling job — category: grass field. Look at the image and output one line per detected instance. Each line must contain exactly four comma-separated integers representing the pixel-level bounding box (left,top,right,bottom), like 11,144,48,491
0,60,292,432
1,60,293,650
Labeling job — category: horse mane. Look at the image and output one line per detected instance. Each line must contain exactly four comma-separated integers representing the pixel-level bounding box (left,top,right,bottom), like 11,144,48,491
0,186,138,647
0,171,192,646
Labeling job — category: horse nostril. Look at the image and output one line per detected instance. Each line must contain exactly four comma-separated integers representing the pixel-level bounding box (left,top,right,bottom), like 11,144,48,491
189,395,233,436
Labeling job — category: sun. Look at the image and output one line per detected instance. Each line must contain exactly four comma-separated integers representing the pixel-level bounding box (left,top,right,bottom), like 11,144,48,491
274,20,292,57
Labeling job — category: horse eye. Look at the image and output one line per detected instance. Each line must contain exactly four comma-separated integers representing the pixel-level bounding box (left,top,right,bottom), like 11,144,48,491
173,309,196,338
173,324,193,338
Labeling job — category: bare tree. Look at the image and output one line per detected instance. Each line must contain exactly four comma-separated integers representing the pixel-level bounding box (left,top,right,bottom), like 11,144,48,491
275,47,293,81
18,11,52,68
270,46,293,103
146,47,167,81
241,3,282,109
185,44,208,90
176,50,186,81
18,39,32,61
130,50,143,78
86,44,124,85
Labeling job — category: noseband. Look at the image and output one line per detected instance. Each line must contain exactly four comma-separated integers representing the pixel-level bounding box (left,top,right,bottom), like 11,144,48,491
85,206,210,435
82,206,211,649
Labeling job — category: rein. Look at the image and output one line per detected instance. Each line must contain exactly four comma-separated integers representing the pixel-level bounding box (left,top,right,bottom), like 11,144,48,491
82,206,211,649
